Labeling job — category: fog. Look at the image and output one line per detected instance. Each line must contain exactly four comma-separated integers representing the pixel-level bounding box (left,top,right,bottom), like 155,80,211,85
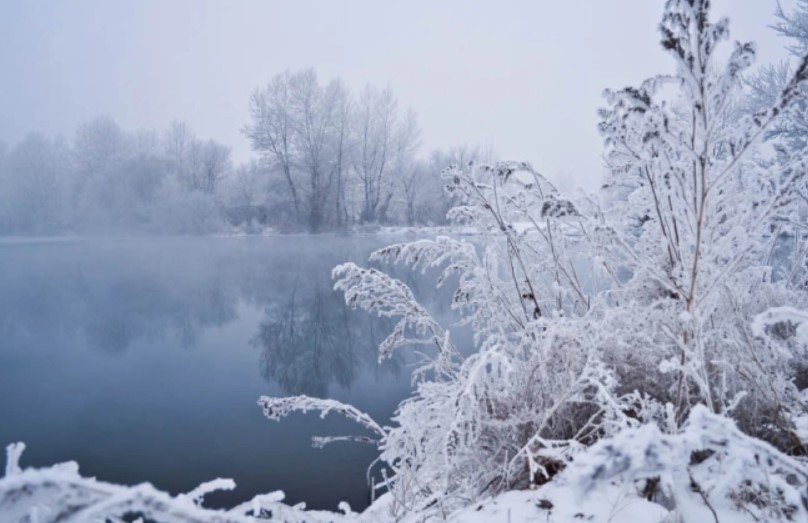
0,1,792,212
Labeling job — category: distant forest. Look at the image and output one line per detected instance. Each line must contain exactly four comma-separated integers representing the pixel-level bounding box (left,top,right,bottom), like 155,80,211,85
0,69,492,235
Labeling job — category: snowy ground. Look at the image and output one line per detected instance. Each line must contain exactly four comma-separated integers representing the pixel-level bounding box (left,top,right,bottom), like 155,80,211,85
0,438,788,523
400,487,668,523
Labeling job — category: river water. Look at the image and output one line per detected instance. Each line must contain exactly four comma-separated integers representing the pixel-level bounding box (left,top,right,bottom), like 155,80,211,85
0,235,461,511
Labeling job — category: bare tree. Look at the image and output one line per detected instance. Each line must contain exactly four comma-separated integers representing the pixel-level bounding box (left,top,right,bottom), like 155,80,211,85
163,123,231,195
400,160,425,226
352,85,418,224
393,109,422,225
188,139,231,195
73,117,127,179
290,71,349,231
163,121,194,168
245,69,352,232
0,133,70,233
332,84,352,228
245,71,302,225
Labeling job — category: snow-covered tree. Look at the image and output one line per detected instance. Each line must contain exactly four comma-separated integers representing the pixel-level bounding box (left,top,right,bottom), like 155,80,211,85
352,87,420,225
244,69,355,232
244,70,423,231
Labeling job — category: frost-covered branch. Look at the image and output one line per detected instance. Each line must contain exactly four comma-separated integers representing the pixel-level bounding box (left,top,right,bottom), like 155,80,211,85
253,2,808,520
333,262,461,378
258,395,386,438
1,443,349,523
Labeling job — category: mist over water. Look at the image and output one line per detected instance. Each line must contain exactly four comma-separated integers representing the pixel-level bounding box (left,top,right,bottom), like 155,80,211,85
0,235,463,510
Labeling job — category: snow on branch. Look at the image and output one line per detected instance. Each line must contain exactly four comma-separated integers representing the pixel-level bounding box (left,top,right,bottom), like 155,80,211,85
180,477,236,506
311,435,378,449
1,442,350,523
5,441,24,477
258,395,386,438
256,1,808,520
333,262,460,375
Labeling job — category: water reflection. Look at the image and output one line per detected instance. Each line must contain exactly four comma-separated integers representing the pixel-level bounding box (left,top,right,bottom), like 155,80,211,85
0,240,242,355
0,237,413,395
254,272,405,397
0,236,460,511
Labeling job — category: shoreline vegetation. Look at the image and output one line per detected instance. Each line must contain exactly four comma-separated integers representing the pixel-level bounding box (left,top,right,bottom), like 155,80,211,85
5,1,808,522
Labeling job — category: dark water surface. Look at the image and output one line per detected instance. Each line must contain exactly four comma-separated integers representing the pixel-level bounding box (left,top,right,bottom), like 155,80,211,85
0,235,458,511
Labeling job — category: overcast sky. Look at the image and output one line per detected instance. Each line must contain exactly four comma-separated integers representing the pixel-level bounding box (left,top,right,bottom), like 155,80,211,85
0,1,797,191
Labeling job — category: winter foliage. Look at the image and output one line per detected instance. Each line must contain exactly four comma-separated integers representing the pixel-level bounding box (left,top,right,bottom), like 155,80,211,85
0,443,357,523
7,1,808,522
0,120,230,235
256,0,808,520
0,86,468,236
242,70,461,232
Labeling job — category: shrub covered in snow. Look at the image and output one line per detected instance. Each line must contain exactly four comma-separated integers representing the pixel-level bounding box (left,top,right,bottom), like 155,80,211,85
259,0,808,520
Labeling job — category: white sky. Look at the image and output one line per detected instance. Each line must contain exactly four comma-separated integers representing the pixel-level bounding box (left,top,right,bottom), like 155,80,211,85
0,1,797,191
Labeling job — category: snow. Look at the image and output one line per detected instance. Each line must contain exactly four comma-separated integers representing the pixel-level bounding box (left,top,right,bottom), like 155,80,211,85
410,486,668,523
0,445,681,523
751,306,808,343
8,402,808,521
0,442,355,523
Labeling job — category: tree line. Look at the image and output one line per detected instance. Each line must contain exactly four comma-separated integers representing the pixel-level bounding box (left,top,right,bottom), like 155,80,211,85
0,119,230,235
0,70,488,235
241,68,491,232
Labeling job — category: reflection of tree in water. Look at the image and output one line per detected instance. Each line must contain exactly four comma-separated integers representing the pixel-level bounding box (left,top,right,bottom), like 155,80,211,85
249,239,465,397
0,238,452,385
81,278,238,353
253,272,401,397
0,242,241,355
